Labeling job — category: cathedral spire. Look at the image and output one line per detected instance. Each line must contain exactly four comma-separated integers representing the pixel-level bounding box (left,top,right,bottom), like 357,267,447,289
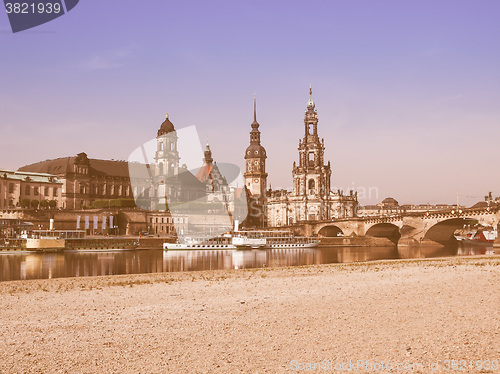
253,93,257,122
251,93,259,130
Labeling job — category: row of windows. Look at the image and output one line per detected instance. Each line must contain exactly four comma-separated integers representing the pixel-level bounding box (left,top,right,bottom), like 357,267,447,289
1,184,59,197
150,217,172,224
77,184,131,197
1,184,60,195
149,217,187,224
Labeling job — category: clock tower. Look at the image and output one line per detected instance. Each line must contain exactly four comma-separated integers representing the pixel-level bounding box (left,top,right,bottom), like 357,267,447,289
243,96,267,226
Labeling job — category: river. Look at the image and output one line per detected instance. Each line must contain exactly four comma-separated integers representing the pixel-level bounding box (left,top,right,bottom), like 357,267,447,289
0,245,495,281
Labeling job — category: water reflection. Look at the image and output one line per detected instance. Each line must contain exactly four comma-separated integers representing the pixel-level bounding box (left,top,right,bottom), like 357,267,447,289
0,245,494,281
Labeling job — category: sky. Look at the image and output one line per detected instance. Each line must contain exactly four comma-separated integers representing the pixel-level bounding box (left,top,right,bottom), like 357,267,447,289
1,0,499,206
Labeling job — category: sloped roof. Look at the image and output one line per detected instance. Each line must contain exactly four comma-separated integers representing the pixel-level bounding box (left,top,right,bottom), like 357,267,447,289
19,156,130,178
19,157,73,175
470,201,489,209
195,163,212,183
0,169,62,184
88,159,130,178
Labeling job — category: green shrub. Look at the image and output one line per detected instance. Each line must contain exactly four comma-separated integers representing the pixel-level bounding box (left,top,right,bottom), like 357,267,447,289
90,198,138,209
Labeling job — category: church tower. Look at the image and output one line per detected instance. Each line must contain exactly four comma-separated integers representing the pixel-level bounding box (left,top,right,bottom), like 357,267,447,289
292,86,332,219
155,113,180,209
155,113,179,177
244,96,267,198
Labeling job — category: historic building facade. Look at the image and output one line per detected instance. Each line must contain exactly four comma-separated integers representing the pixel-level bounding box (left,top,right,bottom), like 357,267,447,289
0,169,63,210
256,87,358,227
19,153,134,210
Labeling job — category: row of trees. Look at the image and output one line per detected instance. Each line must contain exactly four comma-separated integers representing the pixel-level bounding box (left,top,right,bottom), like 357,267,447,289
20,199,58,209
89,198,137,209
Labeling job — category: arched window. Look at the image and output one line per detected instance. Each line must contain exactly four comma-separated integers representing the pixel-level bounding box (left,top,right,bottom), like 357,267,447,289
308,179,315,194
308,153,315,166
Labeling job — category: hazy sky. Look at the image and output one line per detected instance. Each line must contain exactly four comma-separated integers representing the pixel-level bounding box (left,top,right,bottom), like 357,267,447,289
1,0,499,206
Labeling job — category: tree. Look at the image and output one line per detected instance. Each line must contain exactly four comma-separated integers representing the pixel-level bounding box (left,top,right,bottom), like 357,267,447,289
48,200,57,209
40,200,49,209
30,199,39,209
20,198,31,208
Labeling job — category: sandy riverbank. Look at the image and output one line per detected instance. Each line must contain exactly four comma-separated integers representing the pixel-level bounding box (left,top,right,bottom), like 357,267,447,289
0,256,499,373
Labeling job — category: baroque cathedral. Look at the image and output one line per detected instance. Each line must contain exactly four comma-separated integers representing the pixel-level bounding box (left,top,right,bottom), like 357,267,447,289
244,87,358,227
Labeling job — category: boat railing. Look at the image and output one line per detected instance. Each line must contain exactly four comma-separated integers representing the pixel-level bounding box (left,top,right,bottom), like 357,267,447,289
31,230,86,239
179,236,233,245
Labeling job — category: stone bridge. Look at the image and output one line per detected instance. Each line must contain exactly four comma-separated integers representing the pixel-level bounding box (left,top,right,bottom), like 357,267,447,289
291,206,499,248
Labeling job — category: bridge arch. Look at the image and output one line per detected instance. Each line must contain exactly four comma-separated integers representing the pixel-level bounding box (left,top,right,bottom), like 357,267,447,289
366,223,401,244
318,225,344,237
424,218,477,246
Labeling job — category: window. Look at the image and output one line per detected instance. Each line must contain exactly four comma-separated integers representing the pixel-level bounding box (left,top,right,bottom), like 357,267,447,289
308,179,315,194
44,187,49,196
25,185,30,195
53,187,58,196
9,183,14,193
34,187,39,196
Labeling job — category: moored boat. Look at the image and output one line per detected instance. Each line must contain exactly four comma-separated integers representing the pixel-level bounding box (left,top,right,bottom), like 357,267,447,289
163,235,237,250
459,228,497,246
231,231,267,249
163,230,317,250
23,229,84,252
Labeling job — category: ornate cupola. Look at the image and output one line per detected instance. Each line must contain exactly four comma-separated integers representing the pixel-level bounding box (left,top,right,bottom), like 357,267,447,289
244,95,267,198
157,113,175,136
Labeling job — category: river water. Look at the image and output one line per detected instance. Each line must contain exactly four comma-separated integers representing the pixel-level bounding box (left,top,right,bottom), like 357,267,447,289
0,245,495,282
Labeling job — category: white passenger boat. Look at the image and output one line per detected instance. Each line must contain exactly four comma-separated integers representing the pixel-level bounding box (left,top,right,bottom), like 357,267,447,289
23,229,88,251
163,235,237,250
23,230,77,251
163,230,317,250
231,232,267,249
